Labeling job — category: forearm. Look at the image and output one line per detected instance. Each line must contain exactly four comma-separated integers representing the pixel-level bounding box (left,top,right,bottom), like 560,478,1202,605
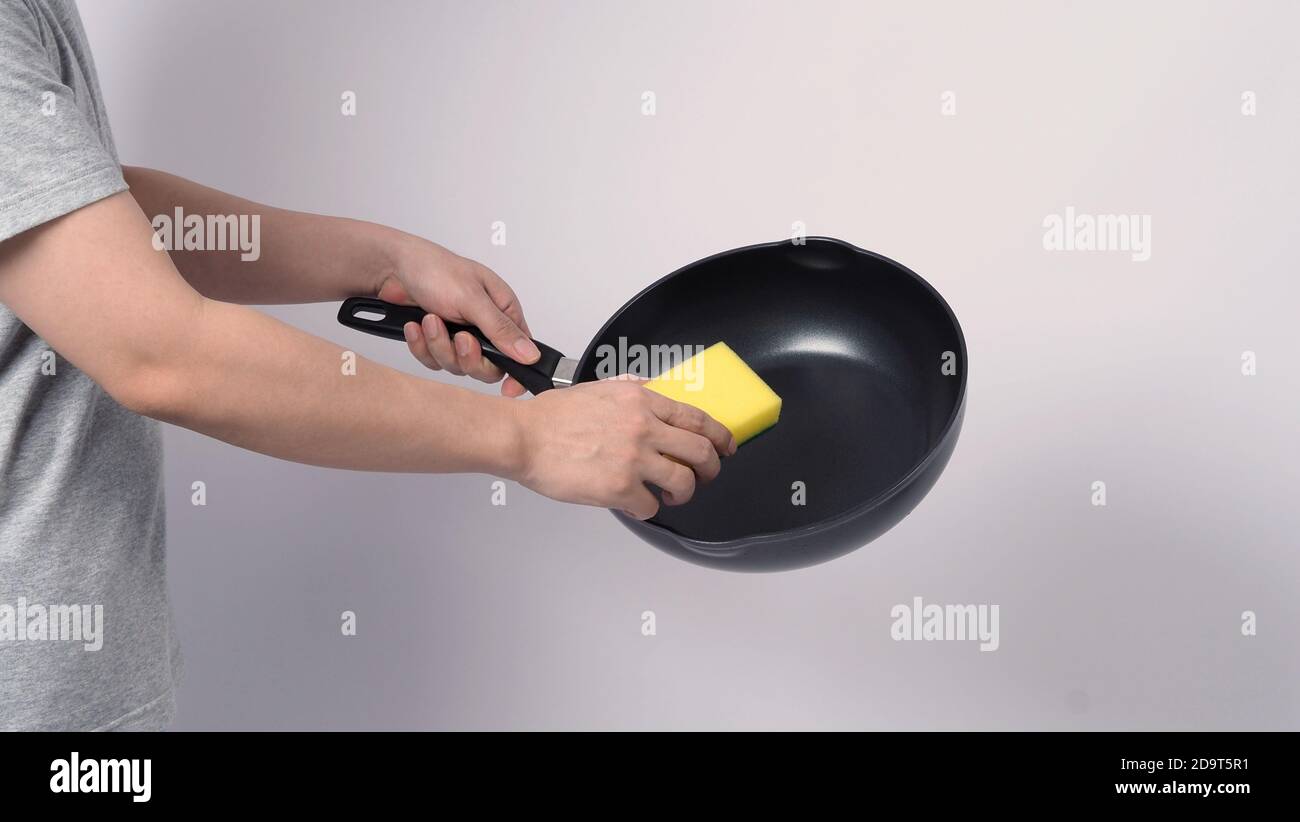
122,165,412,304
149,297,525,475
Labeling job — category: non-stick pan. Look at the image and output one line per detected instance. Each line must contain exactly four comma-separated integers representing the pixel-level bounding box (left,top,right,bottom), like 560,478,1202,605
338,237,966,572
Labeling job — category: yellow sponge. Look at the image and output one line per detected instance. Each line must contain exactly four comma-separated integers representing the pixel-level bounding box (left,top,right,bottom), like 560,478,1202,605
644,342,781,445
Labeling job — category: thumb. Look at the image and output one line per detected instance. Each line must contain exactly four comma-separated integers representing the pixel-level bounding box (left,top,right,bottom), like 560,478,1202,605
469,296,540,364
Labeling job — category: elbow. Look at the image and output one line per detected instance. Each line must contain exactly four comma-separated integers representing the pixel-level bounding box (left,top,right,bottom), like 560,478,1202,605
108,363,192,424
103,298,210,423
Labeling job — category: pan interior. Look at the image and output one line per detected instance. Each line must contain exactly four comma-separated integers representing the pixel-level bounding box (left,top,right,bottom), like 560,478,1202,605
578,241,964,544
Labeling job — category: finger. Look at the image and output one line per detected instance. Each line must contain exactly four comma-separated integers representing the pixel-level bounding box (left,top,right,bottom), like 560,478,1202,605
420,314,464,376
652,426,722,484
648,394,737,456
403,322,441,371
466,293,540,366
500,376,527,398
450,330,507,384
643,456,697,506
618,484,660,521
376,277,412,305
480,268,532,337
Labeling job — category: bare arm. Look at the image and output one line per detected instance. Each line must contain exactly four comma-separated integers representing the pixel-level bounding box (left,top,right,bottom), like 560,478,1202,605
1,190,520,473
0,191,733,516
123,165,537,396
123,165,405,305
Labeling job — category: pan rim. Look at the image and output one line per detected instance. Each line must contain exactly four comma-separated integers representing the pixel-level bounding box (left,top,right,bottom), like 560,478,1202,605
581,236,969,552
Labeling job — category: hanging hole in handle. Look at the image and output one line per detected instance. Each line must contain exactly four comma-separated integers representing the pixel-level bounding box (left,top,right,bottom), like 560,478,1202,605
352,309,386,322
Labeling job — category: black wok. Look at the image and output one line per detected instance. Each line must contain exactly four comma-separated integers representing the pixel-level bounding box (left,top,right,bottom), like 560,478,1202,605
338,237,966,572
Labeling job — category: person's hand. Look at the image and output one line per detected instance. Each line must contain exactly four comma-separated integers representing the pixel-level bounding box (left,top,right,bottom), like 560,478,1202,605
509,379,737,519
379,238,537,397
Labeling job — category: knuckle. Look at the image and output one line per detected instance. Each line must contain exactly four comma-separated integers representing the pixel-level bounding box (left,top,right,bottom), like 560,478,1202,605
447,282,475,306
691,438,713,465
675,467,697,497
699,455,721,482
615,475,640,498
611,384,639,406
630,416,655,441
633,498,653,517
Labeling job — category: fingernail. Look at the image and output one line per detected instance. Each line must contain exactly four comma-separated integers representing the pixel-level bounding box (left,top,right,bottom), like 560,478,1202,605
422,316,438,338
728,437,738,456
455,333,470,358
513,338,540,363
403,323,418,343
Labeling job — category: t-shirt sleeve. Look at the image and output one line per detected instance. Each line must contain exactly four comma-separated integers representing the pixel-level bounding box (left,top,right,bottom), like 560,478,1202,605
0,3,126,243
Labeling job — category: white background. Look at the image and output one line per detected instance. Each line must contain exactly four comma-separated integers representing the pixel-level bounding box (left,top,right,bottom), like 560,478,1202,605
82,0,1299,729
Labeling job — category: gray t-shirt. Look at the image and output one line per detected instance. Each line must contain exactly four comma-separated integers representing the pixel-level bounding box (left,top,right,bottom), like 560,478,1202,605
1,0,179,730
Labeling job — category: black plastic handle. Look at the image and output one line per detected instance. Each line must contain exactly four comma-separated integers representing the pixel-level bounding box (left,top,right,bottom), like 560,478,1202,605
337,297,569,395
